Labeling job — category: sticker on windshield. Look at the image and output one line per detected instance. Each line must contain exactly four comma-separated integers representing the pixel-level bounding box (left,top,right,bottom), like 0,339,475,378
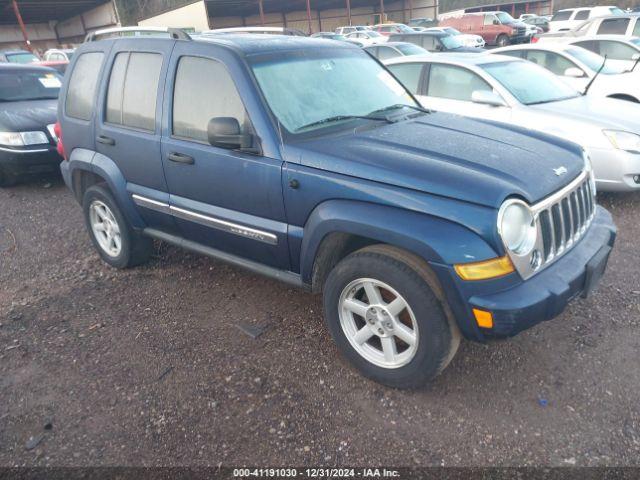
39,76,62,88
377,70,405,97
320,61,334,71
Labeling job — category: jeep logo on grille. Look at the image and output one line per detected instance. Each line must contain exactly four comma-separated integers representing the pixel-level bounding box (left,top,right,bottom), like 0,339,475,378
553,166,568,176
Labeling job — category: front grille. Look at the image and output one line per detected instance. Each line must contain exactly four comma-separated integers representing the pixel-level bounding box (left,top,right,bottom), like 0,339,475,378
537,174,595,264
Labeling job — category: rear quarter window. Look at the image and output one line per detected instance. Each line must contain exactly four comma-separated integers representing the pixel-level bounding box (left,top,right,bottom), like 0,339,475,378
597,18,629,34
551,11,572,21
65,52,104,121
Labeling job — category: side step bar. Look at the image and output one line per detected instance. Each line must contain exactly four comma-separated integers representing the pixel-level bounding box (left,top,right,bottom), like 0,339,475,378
143,228,308,290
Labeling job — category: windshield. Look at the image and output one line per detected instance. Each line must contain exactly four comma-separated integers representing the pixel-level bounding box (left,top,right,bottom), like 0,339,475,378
565,47,625,74
630,38,640,47
495,12,515,23
396,24,415,33
6,52,39,64
396,43,428,55
367,31,384,37
481,60,580,105
0,71,62,102
441,35,464,49
250,50,417,133
609,7,625,15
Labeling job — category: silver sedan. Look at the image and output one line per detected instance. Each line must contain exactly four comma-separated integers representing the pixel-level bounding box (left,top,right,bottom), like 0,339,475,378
385,53,640,191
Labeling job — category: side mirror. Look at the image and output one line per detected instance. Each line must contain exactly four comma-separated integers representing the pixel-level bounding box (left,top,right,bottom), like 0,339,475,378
207,117,255,152
471,90,506,107
564,67,585,78
493,19,501,25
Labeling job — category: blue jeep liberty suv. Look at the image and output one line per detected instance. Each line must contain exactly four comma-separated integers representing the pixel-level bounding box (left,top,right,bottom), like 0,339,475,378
58,30,616,388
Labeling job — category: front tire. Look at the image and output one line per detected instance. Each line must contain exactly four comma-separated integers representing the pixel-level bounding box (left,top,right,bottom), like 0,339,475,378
82,184,152,269
0,169,18,187
323,245,460,389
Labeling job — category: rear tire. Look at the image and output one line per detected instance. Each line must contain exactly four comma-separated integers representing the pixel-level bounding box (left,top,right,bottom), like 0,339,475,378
82,184,152,269
323,245,460,389
496,34,509,47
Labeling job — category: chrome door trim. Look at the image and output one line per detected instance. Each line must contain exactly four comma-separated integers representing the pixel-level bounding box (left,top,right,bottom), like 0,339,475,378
131,194,278,246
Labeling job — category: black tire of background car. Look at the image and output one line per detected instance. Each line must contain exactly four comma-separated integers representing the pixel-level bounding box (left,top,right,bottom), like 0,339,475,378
0,169,18,188
82,184,152,269
322,244,460,389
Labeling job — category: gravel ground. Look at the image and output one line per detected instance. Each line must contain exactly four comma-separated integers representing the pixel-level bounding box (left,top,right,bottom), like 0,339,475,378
1,174,639,468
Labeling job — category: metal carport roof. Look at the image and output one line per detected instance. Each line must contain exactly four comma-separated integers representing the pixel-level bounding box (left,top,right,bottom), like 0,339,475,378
0,0,110,25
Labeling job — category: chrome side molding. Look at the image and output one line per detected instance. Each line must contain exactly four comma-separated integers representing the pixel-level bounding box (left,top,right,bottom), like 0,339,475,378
131,194,278,246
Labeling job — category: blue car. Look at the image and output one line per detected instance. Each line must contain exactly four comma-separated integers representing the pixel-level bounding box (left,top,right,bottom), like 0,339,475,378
58,29,616,388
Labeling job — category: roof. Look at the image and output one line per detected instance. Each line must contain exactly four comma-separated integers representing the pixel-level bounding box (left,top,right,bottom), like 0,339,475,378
0,0,111,26
386,52,516,66
0,62,57,73
193,34,359,55
391,31,448,37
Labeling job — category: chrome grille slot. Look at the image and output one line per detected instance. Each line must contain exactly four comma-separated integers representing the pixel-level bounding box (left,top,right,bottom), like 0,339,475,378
537,173,596,271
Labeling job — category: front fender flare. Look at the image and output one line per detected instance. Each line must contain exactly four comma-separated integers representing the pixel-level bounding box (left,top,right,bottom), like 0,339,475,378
299,199,498,285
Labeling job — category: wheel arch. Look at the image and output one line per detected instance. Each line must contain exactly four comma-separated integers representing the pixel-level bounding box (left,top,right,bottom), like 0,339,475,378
301,199,498,292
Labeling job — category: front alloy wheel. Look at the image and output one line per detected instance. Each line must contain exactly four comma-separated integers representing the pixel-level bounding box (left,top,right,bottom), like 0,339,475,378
89,200,122,258
339,278,419,369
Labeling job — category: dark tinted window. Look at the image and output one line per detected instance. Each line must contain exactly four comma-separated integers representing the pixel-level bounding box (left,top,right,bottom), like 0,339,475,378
551,11,572,21
597,18,630,34
173,56,248,143
387,63,423,93
105,52,162,131
574,10,589,20
65,52,104,121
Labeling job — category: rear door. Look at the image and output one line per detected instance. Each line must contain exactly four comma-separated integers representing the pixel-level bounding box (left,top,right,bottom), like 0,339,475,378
161,41,289,269
94,39,176,232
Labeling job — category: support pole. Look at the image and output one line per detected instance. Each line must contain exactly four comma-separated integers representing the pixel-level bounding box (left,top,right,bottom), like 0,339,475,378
346,0,352,25
258,0,265,26
11,0,32,52
408,0,413,22
306,0,313,34
380,0,385,23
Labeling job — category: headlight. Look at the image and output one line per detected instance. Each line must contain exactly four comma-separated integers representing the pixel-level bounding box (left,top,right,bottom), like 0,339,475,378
498,199,537,256
0,131,49,147
603,130,640,154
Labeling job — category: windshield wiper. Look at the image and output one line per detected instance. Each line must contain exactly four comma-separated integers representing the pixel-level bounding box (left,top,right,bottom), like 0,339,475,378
583,54,607,96
369,103,431,116
628,54,640,73
295,114,392,132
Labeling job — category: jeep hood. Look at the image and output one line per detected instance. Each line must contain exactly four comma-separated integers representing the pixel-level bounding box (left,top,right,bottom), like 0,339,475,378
289,112,584,208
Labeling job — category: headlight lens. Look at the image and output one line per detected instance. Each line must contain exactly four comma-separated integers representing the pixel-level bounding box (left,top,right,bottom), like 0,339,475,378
0,131,49,147
603,130,640,154
498,200,537,256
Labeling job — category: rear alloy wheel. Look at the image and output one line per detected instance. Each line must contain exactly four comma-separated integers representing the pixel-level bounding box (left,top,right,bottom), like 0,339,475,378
323,245,460,389
83,184,152,269
496,34,509,47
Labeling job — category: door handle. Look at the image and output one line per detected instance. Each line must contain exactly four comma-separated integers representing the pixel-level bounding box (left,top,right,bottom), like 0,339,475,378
167,152,194,165
96,135,115,146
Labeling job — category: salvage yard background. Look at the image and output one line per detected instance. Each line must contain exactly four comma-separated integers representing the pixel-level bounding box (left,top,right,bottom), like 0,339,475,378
1,176,639,466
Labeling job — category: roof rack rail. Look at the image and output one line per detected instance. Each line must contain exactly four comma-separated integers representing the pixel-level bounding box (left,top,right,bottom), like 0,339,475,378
85,26,191,43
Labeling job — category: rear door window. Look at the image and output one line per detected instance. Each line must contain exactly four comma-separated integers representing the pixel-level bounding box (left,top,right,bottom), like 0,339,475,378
65,52,104,121
377,46,399,60
597,18,630,34
172,56,248,143
551,11,572,21
427,64,492,101
387,63,424,94
522,50,575,75
105,52,163,131
574,10,590,20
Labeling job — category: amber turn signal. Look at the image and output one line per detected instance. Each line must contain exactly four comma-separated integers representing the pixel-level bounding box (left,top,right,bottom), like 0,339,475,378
454,255,515,281
473,308,494,329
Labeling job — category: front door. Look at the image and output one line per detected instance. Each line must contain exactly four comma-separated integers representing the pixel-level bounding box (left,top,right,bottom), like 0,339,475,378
161,42,289,270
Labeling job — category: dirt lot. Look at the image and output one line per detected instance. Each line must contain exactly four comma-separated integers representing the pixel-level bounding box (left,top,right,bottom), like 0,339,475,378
1,174,639,468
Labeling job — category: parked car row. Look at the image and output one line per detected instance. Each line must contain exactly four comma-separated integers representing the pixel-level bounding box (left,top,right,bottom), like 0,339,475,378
0,47,75,73
3,26,631,389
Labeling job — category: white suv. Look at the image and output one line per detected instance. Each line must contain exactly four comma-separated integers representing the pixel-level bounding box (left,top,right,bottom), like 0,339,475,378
549,6,625,32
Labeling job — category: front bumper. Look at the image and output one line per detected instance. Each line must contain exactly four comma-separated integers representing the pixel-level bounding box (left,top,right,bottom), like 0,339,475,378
0,145,62,177
433,206,616,341
589,146,640,192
